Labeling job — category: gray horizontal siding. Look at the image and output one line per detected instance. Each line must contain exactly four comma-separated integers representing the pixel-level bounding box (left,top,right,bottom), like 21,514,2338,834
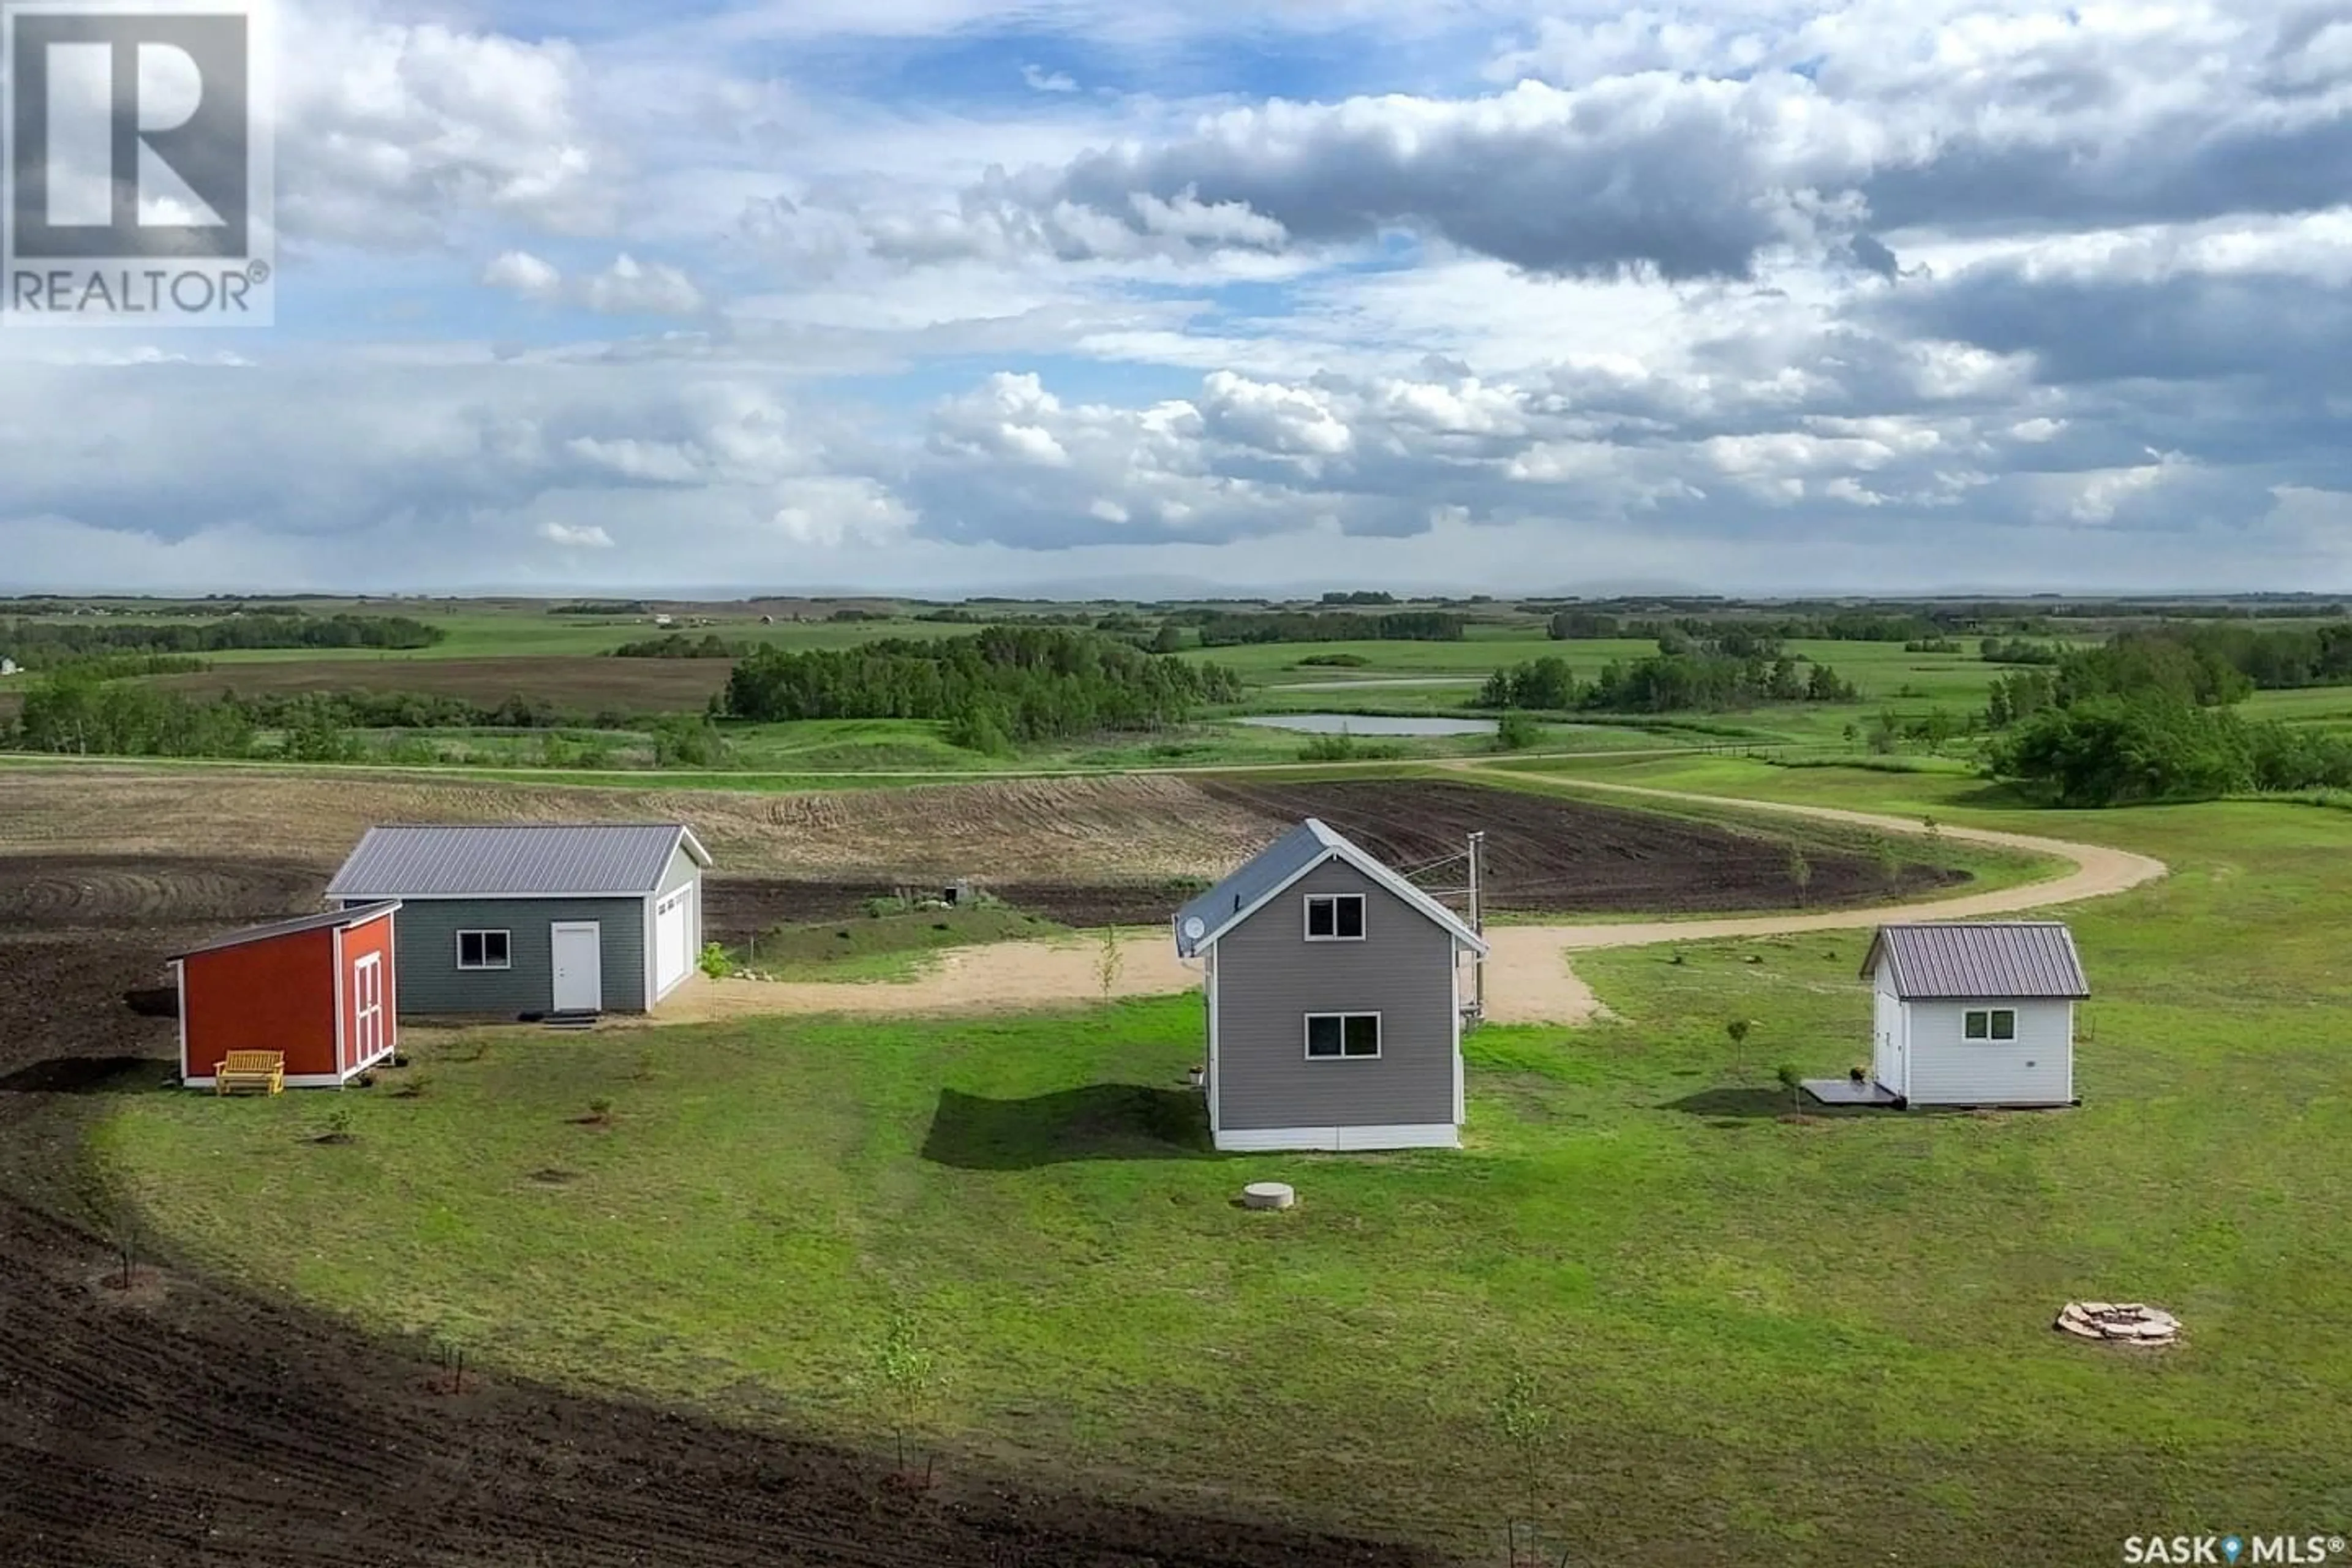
1213,858,1457,1132
348,895,649,1016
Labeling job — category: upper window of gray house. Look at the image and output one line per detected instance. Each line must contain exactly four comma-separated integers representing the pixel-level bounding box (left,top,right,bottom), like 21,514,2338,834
1305,893,1365,941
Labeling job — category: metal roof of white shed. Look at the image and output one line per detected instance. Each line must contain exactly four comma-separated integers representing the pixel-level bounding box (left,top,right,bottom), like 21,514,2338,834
1863,921,2090,1000
326,824,709,900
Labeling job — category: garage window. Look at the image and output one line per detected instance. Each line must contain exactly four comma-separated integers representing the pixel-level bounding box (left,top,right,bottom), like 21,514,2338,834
457,930,511,971
1305,1013,1381,1059
1304,894,1366,941
1964,1008,2016,1041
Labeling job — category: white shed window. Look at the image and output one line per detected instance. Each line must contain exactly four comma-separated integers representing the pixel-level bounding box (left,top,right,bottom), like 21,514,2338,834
457,930,511,971
1304,894,1366,941
1964,1008,2017,1041
1305,1012,1381,1059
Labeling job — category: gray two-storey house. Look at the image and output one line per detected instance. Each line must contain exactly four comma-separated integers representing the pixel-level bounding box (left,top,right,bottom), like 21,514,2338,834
1174,818,1488,1152
326,823,710,1017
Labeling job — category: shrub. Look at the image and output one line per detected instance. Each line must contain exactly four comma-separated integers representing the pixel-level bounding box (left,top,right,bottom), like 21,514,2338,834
698,942,733,979
1297,730,1406,763
1494,711,1544,752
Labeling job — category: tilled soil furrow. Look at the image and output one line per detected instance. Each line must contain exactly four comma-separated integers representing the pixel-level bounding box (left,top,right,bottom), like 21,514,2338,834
0,859,1437,1567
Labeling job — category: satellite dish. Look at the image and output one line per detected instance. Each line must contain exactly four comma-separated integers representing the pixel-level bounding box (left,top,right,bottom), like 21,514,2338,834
1183,916,1207,941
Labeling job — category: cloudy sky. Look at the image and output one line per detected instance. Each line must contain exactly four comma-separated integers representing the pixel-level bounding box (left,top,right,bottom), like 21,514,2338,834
4,0,2350,596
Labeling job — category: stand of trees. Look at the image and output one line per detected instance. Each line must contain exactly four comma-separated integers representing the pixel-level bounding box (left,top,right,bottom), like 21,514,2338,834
8,674,258,757
1990,696,2352,805
1984,626,2352,804
1477,649,1856,714
612,633,740,658
722,627,1242,747
1545,610,1626,640
0,612,443,669
1188,610,1465,646
2115,622,2352,690
2,677,657,758
1547,609,1967,645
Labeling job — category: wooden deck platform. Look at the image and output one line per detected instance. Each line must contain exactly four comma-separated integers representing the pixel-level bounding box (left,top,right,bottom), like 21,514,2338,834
1803,1078,1904,1109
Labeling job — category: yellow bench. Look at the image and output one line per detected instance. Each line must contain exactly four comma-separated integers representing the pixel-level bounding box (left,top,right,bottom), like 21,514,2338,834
214,1050,285,1096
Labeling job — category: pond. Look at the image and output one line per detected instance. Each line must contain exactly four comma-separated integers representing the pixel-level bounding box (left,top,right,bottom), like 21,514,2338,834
1233,712,1498,737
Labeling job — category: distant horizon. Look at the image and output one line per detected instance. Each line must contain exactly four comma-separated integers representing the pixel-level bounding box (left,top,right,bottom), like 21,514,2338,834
4,583,2350,608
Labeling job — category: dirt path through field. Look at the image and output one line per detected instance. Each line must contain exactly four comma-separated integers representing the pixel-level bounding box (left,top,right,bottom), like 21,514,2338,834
654,931,1198,1023
658,778,2168,1027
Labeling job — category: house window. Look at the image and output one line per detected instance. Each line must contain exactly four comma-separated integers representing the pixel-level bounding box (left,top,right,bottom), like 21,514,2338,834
1305,1012,1381,1059
457,930,511,971
1304,894,1366,941
1964,1008,2017,1041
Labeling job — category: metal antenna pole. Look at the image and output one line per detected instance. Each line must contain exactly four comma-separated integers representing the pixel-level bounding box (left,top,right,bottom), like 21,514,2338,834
1468,831,1486,1022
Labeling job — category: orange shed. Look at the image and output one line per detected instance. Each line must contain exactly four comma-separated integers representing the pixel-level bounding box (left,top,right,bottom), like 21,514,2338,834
173,902,402,1089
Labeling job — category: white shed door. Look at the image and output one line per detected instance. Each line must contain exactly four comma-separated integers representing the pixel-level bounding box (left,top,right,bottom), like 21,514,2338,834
654,888,692,995
551,922,603,1013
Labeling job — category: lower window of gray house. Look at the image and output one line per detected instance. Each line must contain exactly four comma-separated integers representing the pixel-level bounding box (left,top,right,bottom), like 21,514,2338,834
1306,1012,1381,1058
458,930,511,970
1964,1008,2017,1041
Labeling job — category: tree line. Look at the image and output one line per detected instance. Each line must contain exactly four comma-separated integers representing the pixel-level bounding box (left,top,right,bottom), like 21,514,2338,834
612,633,741,658
1475,645,1858,715
1,674,655,760
1185,610,1466,646
1983,627,2352,804
0,612,443,669
1543,609,2013,644
721,627,1243,750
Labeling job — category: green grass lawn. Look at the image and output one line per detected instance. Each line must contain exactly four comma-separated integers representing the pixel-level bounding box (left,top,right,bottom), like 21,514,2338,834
95,786,2352,1564
2244,684,2352,734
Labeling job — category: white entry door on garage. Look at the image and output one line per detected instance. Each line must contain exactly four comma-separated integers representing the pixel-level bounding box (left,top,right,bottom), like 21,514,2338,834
551,921,603,1013
654,887,692,997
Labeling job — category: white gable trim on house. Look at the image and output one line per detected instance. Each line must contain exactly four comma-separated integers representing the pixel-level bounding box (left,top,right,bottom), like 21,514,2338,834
1191,842,1488,958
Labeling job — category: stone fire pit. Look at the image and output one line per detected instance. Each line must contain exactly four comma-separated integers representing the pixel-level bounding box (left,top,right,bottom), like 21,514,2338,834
2056,1301,2180,1345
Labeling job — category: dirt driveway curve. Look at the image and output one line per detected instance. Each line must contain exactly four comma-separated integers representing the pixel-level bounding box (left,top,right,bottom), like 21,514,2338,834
660,778,2168,1028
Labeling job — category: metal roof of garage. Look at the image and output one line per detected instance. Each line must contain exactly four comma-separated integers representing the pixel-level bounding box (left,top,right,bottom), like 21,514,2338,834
326,824,709,899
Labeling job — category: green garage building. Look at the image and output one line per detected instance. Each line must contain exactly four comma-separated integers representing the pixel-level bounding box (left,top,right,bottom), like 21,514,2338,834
327,823,710,1017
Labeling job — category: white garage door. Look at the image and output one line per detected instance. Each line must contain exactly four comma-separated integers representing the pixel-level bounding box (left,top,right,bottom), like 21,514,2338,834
654,887,693,995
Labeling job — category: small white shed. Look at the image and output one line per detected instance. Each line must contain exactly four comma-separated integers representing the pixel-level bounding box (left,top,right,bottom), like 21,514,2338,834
1862,922,2089,1108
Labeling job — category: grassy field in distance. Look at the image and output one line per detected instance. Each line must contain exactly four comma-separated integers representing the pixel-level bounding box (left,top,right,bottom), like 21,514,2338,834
97,768,2352,1566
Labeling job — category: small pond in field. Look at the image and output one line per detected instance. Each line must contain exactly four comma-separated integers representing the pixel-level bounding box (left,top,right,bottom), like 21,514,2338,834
1233,712,1498,737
